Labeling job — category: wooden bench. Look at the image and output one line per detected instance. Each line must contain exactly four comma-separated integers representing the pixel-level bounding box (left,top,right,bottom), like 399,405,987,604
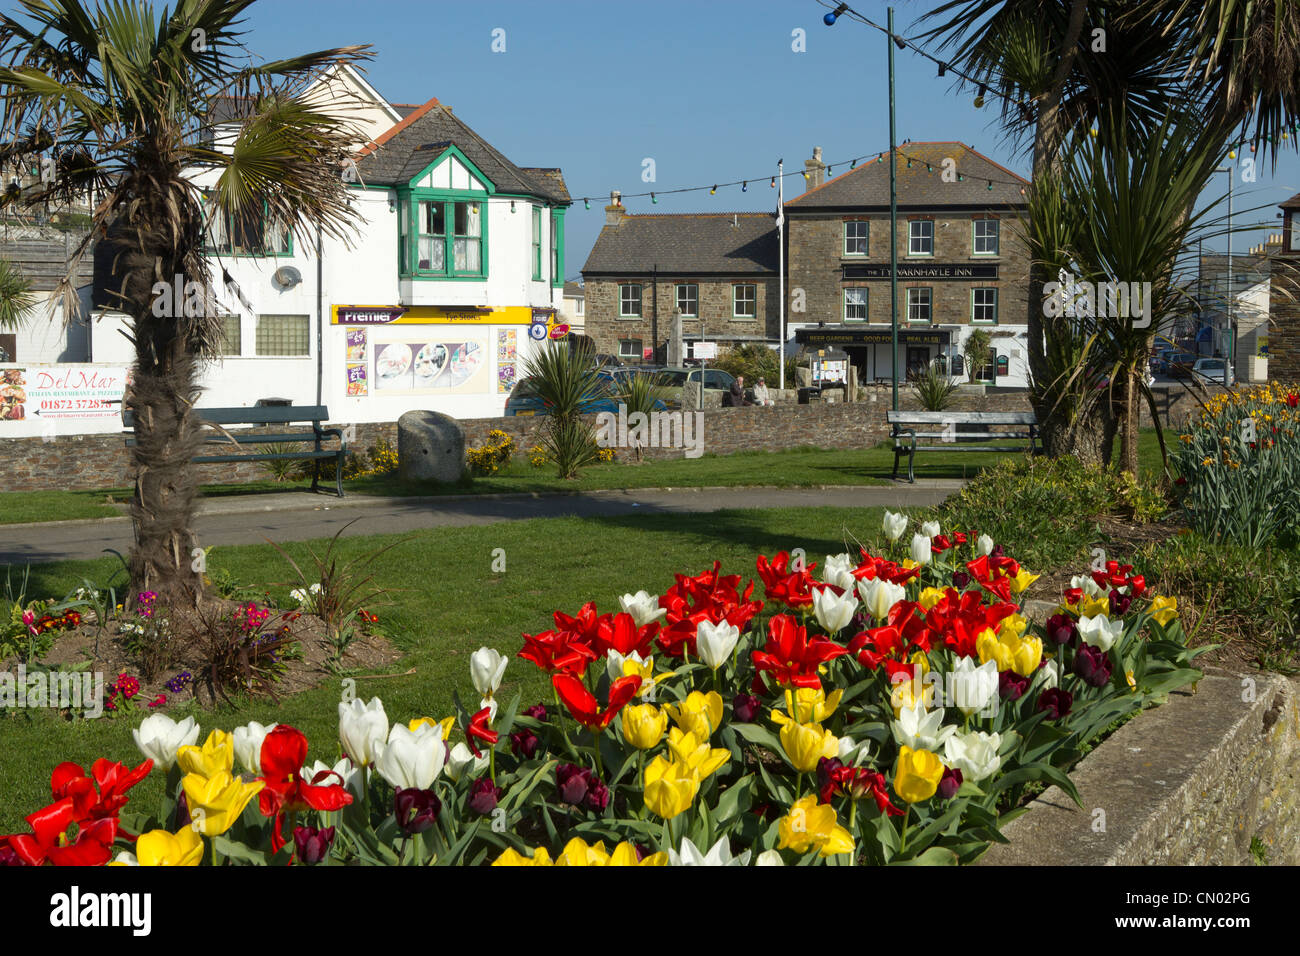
123,405,348,497
886,410,1039,483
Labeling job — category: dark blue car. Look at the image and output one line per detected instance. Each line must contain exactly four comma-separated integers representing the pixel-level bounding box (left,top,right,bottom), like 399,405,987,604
504,368,669,417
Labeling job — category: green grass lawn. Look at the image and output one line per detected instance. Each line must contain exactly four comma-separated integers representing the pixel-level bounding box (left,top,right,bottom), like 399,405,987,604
0,429,1170,525
0,504,901,832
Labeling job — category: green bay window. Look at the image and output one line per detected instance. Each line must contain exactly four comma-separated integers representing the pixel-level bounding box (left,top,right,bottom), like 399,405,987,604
400,193,487,279
532,206,543,280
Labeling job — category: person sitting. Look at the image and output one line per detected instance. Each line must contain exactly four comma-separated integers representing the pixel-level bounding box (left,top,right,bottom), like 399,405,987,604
725,374,755,407
752,377,774,406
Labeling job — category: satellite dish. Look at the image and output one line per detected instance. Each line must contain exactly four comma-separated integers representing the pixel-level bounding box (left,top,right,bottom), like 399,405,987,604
273,266,302,289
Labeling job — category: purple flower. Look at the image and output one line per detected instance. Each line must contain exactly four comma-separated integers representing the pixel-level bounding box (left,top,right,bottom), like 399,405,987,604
816,756,844,797
1045,614,1077,647
950,571,971,590
732,693,761,724
523,703,548,722
998,669,1030,701
1073,644,1112,688
467,778,503,816
1108,589,1132,616
585,778,610,813
293,825,335,865
509,729,539,760
556,763,592,806
393,787,441,835
938,766,964,800
1036,688,1074,720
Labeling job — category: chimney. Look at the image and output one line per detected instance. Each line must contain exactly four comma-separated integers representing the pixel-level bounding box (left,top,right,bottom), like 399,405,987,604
804,146,826,193
605,190,624,226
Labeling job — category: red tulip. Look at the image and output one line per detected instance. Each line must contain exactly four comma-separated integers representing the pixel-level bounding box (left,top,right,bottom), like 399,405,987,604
552,673,642,731
50,758,152,823
467,706,500,757
593,612,659,659
518,628,597,676
7,799,118,866
756,551,817,609
751,614,848,690
258,726,353,853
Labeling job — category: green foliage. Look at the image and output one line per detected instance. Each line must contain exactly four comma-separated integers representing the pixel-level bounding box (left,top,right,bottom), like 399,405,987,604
613,370,673,460
259,443,304,482
0,259,35,330
910,360,959,411
962,328,993,383
467,430,515,476
520,342,608,479
711,343,796,387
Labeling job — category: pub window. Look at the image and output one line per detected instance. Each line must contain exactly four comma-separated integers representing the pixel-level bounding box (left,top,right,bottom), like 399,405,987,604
843,287,868,322
971,288,998,324
255,314,310,356
973,218,999,255
733,283,757,318
618,338,642,358
906,287,932,323
908,220,934,256
844,221,869,256
619,284,642,317
676,283,698,317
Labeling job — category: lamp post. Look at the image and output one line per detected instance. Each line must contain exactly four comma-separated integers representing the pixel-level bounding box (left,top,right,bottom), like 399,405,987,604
1213,164,1234,386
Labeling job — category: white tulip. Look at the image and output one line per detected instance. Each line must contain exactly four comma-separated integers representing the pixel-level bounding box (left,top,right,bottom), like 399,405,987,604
857,577,905,620
891,702,957,752
374,722,446,791
232,721,278,776
696,620,741,670
920,520,941,539
882,510,909,543
479,697,499,722
950,657,1000,717
669,837,751,866
619,590,667,627
821,553,857,591
302,757,362,800
132,713,201,772
445,741,490,783
976,534,995,557
812,587,858,634
606,648,648,682
470,647,508,698
1078,614,1122,653
944,731,1003,783
838,735,871,766
754,849,786,866
1034,658,1060,691
338,696,388,767
112,851,140,866
289,588,308,606
1071,574,1108,600
909,533,933,566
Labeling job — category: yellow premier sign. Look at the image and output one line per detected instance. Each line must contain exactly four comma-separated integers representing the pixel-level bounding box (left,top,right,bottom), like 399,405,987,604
331,304,546,326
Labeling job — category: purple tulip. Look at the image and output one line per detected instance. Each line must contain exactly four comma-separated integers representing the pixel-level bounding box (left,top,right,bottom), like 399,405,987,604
1073,644,1112,688
999,669,1030,701
1045,613,1077,647
509,729,539,760
293,825,335,865
467,778,503,816
523,703,548,722
585,778,610,813
938,766,964,800
1109,589,1132,616
394,787,441,835
950,571,971,590
733,693,761,723
556,763,592,805
1036,688,1074,720
816,756,844,796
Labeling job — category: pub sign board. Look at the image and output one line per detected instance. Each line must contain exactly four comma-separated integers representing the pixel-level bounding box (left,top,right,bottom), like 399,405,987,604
842,263,999,281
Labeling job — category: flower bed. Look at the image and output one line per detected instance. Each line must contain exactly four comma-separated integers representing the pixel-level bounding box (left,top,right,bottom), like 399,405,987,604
0,516,1206,866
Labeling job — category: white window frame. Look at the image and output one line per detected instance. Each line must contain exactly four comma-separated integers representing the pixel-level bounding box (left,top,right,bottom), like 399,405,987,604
619,283,642,318
676,283,699,318
972,218,999,256
733,283,757,319
971,287,998,324
908,220,934,257
618,338,642,359
843,287,868,322
843,220,869,256
906,288,932,324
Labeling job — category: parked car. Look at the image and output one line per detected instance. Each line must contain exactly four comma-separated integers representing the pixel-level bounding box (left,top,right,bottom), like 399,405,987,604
504,369,668,417
1166,352,1200,378
1191,357,1234,387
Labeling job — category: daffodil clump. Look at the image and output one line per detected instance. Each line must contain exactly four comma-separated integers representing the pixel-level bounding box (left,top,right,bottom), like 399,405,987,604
0,518,1206,867
1170,382,1300,546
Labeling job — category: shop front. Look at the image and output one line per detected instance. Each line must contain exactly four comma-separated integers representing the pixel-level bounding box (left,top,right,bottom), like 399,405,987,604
795,326,952,385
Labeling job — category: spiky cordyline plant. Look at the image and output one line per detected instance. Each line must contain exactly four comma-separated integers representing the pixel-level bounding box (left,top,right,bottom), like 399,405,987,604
0,0,373,609
519,341,608,479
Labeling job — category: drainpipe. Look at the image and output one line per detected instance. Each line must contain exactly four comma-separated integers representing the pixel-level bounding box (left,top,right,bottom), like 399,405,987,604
316,223,323,406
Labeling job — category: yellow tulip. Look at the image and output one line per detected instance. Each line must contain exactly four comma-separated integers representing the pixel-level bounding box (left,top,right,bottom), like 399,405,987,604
181,771,265,836
779,720,838,773
409,716,456,740
621,703,668,751
664,691,724,738
917,587,947,611
893,746,945,804
666,727,730,779
134,827,204,866
772,687,843,725
1008,569,1040,594
890,673,937,715
492,845,554,866
976,629,1042,677
777,795,855,857
176,729,234,779
997,612,1029,641
1079,594,1110,618
643,756,700,820
555,837,611,866
608,842,667,866
1149,595,1178,627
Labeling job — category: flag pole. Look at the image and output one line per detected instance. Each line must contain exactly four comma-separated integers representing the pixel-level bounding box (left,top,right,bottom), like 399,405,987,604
778,158,786,393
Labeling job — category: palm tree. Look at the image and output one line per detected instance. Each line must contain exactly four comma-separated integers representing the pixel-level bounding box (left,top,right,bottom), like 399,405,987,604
0,0,370,607
0,257,34,330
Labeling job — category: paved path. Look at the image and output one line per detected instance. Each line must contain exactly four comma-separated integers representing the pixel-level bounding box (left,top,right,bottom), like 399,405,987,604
0,482,962,566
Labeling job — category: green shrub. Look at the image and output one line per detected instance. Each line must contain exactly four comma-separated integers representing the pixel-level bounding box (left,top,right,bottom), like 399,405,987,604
712,342,797,387
909,360,959,411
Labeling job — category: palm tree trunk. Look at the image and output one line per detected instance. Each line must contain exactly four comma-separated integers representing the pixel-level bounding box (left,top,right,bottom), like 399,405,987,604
1118,364,1142,476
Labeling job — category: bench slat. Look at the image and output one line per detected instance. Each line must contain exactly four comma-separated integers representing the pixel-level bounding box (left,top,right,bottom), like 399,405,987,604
123,405,332,428
195,451,338,463
886,411,1037,424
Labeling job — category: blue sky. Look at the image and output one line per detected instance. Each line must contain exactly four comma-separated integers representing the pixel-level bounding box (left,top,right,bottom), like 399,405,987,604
124,1,1300,273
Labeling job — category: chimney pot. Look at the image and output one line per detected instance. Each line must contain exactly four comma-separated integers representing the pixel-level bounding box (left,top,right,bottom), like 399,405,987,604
804,147,826,193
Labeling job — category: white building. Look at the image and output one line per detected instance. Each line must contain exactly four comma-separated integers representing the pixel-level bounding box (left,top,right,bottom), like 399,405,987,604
3,65,571,437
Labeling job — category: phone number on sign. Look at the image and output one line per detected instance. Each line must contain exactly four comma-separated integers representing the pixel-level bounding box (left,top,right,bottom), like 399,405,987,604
39,399,112,410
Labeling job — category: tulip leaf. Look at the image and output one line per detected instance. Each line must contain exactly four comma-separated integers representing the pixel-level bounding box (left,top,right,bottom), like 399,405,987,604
872,812,900,859
213,834,270,866
714,773,755,823
730,721,783,753
436,821,481,866
756,760,793,804
984,762,1082,807
495,691,523,735
894,845,959,866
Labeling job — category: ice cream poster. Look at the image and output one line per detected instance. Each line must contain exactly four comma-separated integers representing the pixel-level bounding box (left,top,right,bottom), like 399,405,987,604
373,338,486,394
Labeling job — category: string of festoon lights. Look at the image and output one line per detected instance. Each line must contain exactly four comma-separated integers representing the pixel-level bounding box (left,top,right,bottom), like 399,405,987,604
572,143,1028,212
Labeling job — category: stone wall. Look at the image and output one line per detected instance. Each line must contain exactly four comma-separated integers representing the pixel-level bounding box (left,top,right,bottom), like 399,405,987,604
1269,260,1300,384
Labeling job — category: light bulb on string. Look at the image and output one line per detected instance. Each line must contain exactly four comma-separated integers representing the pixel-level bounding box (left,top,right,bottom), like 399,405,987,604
974,84,987,108
584,199,590,210
710,184,717,195
987,181,993,190
926,163,932,172
651,192,657,204
1228,149,1236,159
851,159,857,169
906,158,912,168
770,176,776,188
741,180,747,192
823,2,847,26
938,62,946,77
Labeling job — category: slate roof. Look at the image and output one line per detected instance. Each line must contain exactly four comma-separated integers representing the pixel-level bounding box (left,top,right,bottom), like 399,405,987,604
1281,191,1300,210
582,213,779,276
563,280,584,297
354,98,569,204
786,142,1028,211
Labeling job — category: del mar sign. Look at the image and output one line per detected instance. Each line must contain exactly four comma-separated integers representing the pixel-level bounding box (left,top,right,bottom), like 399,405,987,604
842,263,999,280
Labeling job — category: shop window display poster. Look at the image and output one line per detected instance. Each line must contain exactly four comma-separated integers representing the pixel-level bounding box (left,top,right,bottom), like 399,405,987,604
373,338,485,394
346,328,368,396
497,328,517,394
